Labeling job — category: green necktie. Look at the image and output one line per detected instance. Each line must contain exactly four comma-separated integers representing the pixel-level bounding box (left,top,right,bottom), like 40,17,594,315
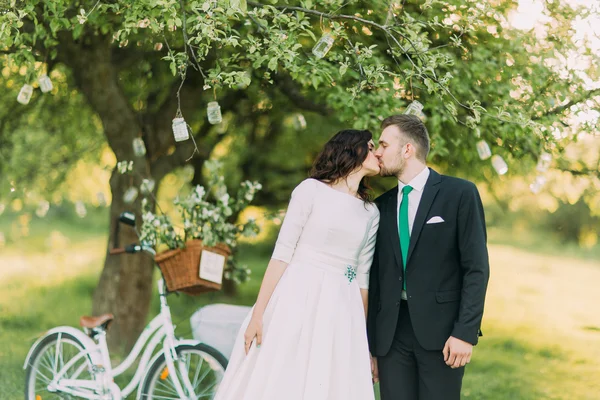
399,185,413,290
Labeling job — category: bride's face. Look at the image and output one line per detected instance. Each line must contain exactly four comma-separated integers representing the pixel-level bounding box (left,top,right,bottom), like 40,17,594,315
361,140,381,176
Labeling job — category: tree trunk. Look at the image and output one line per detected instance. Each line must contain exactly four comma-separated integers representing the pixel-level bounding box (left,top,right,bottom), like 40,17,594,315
92,171,154,354
59,38,156,353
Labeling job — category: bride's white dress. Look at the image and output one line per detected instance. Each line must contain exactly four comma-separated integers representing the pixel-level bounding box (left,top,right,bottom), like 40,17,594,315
213,178,379,400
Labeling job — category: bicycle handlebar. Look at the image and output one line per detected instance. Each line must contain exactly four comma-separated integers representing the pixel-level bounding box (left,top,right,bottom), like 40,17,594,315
110,243,156,257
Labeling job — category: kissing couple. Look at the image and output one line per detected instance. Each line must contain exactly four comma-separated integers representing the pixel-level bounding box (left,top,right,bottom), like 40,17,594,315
214,113,490,400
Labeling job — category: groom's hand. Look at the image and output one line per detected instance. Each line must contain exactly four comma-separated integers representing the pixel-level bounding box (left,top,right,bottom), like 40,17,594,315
370,354,379,383
443,336,473,369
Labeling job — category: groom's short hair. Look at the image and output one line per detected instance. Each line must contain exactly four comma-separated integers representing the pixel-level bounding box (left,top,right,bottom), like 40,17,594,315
381,114,430,162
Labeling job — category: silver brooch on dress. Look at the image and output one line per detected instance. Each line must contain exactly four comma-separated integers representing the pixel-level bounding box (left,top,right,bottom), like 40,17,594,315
345,265,357,283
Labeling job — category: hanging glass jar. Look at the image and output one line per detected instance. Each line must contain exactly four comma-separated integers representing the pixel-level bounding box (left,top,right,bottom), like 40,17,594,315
140,178,155,195
207,101,222,124
38,75,54,93
36,201,50,218
75,201,87,218
529,175,547,194
536,152,552,173
491,155,508,175
96,192,107,207
123,187,139,204
17,84,34,105
293,113,307,130
312,33,335,59
132,137,147,156
476,140,492,160
172,117,189,142
403,100,423,116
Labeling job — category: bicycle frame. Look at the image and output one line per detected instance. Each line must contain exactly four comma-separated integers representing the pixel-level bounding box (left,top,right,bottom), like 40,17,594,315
24,279,201,400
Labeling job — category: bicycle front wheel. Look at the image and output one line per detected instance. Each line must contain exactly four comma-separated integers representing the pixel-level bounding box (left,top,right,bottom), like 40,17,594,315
140,343,227,400
24,332,95,400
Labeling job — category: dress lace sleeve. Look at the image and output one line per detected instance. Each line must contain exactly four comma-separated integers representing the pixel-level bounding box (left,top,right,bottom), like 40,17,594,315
356,209,380,289
271,179,318,263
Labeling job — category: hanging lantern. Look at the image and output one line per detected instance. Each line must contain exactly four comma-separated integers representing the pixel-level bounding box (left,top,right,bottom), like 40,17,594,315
207,101,222,124
476,140,492,160
172,117,190,142
312,33,335,59
36,201,50,218
140,178,156,195
96,192,107,207
17,84,34,105
403,100,423,116
132,138,147,156
38,75,54,93
536,152,552,173
123,187,139,204
529,175,547,194
75,201,87,218
293,113,307,130
491,155,508,175
182,164,195,182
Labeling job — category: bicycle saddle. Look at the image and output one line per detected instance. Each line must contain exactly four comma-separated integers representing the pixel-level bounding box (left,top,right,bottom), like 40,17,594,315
80,313,114,329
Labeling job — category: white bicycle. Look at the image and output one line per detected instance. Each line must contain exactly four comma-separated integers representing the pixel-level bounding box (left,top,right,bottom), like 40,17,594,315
23,213,228,400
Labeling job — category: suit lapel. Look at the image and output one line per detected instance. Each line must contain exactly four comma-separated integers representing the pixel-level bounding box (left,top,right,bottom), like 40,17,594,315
406,169,441,267
384,186,403,271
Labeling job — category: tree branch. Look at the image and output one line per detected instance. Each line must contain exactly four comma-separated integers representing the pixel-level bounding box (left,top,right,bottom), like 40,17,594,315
532,88,600,120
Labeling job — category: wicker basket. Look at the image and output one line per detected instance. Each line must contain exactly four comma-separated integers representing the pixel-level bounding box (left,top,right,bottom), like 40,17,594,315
154,239,231,295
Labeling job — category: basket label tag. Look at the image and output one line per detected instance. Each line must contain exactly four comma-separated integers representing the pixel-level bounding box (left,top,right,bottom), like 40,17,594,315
199,250,226,284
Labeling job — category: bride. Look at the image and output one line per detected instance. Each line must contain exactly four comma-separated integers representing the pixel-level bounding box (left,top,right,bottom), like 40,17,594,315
213,129,380,400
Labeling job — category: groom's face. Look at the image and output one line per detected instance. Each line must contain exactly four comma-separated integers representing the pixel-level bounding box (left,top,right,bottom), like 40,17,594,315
375,125,408,177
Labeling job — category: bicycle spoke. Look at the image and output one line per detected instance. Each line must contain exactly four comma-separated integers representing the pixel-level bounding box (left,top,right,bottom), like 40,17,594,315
196,380,217,397
192,356,204,388
193,364,212,391
53,337,62,374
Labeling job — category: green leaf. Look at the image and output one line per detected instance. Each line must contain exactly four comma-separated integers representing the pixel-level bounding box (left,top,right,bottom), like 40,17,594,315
268,57,278,71
339,64,348,77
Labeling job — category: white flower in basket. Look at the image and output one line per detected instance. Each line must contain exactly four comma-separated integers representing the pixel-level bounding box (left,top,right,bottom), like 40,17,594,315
139,161,261,294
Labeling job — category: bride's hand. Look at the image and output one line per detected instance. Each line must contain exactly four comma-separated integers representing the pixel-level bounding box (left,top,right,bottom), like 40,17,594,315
243,314,263,354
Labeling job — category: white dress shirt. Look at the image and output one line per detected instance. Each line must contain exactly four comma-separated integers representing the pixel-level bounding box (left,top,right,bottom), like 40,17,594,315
397,167,430,235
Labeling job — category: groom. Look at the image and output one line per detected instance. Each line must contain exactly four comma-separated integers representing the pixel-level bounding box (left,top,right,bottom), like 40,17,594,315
367,114,490,400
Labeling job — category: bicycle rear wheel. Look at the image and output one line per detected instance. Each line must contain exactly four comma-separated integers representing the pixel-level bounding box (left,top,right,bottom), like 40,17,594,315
24,332,95,400
140,343,227,400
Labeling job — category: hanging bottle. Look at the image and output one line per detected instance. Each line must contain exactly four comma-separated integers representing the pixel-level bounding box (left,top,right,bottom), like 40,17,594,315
403,100,423,116
38,75,54,93
476,140,492,160
172,117,190,142
536,152,552,173
293,113,307,130
140,178,156,195
529,175,547,194
132,138,147,156
491,155,508,175
17,84,34,105
207,101,222,124
75,201,87,218
123,187,139,204
312,33,335,59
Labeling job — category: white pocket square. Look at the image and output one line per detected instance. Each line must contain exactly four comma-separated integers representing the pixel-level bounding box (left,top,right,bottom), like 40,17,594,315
426,216,445,224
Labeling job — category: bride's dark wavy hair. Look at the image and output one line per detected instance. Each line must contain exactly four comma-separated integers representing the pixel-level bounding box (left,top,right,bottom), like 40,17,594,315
309,129,374,202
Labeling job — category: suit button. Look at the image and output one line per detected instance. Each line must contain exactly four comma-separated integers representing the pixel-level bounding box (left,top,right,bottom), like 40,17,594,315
395,301,400,307
398,276,402,281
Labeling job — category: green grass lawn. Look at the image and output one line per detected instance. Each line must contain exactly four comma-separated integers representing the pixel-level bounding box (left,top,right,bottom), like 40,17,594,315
1,216,599,399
